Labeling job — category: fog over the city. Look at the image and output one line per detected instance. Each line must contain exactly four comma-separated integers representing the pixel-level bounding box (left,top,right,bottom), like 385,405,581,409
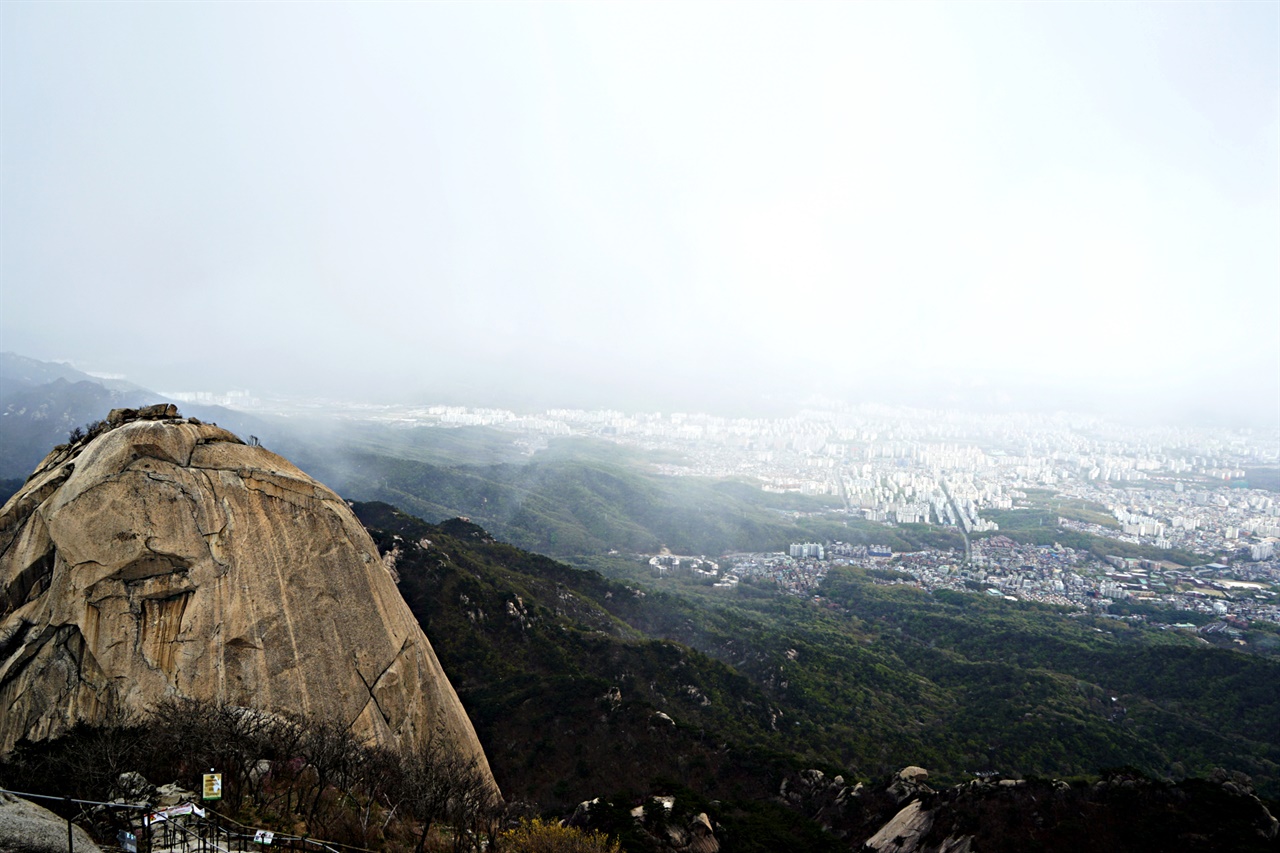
2,2,1276,424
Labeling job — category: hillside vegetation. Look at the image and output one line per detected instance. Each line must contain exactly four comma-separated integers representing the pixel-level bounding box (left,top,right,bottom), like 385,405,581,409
355,503,1280,806
286,432,954,560
5,500,1276,851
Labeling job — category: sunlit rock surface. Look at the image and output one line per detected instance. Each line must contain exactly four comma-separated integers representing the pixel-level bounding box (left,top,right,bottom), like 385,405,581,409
0,406,493,790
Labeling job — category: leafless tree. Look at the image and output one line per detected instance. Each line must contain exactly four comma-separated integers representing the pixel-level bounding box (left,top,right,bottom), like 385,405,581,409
146,698,279,814
395,725,500,853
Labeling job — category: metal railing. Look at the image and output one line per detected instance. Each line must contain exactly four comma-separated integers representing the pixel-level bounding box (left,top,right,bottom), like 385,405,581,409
0,787,147,852
0,788,377,853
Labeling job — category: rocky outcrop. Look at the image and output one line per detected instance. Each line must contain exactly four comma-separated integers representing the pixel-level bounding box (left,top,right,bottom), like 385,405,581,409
863,799,933,852
572,795,721,853
0,407,494,791
855,767,974,853
779,768,864,838
845,765,1280,852
667,811,719,853
0,792,102,853
887,765,934,804
898,766,929,782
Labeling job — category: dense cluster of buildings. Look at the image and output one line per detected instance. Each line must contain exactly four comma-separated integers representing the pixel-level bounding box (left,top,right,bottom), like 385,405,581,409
332,402,1278,564
237,397,1280,629
1059,480,1280,555
666,536,1280,633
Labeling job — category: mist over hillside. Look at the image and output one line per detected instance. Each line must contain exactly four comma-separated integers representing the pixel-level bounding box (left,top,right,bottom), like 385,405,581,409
2,360,1279,850
2,3,1277,847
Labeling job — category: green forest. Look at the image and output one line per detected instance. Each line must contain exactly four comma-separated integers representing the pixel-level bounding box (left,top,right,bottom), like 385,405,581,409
356,503,1280,806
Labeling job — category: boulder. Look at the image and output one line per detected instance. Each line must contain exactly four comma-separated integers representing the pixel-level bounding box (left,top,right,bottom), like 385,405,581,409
567,797,600,828
932,836,974,853
154,783,196,807
898,766,929,782
687,812,720,853
888,766,934,804
0,792,102,853
864,799,933,853
111,771,156,806
0,411,495,793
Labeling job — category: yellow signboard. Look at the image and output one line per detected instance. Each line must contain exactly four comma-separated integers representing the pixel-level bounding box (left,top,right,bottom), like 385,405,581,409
202,773,222,800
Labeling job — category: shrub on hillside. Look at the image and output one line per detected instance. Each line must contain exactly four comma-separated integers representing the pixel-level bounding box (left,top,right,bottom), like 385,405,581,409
498,817,620,853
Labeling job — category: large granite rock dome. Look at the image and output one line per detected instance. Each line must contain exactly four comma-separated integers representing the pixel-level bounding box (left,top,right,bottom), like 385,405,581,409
0,406,493,788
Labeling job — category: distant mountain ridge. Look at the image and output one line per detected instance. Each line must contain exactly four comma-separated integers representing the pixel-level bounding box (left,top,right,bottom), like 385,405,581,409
0,353,276,482
0,377,149,480
0,351,148,394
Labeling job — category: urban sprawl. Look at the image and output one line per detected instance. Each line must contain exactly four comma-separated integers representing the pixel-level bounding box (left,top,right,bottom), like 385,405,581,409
217,395,1280,633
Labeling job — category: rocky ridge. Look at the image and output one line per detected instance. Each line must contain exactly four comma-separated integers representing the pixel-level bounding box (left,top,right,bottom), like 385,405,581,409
0,406,494,790
775,764,1279,853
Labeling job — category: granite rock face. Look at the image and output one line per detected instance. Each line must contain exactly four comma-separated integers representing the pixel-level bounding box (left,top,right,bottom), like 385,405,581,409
864,799,934,853
0,792,103,853
0,407,494,790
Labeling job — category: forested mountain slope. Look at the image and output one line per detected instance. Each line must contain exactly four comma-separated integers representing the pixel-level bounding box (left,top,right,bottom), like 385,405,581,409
354,502,1280,809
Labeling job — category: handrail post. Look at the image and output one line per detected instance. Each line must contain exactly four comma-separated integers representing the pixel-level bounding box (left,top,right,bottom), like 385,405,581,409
65,796,73,853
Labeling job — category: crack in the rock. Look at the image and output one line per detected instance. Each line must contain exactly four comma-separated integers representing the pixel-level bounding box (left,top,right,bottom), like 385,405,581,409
374,636,413,687
0,464,73,560
2,548,55,613
141,536,190,564
0,618,36,671
354,636,413,727
353,666,389,727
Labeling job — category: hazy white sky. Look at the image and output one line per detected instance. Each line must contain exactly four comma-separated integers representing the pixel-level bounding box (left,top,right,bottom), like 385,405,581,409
2,2,1277,422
